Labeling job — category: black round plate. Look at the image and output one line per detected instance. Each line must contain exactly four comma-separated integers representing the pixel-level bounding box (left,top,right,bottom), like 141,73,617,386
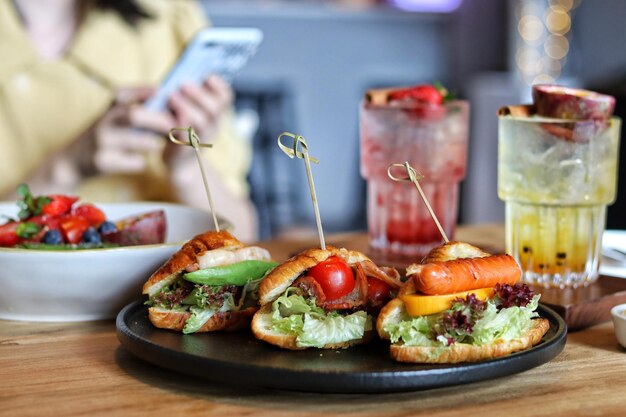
116,301,566,393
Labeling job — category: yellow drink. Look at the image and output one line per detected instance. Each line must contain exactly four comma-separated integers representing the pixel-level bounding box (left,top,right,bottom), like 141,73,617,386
498,116,621,287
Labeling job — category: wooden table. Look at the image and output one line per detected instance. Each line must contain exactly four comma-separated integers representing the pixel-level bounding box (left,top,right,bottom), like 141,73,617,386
2,225,625,417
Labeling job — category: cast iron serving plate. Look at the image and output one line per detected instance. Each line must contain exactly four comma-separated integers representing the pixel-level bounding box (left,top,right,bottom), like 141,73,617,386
116,301,566,393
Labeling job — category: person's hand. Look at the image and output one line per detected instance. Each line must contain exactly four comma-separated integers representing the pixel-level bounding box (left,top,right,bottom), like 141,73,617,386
168,75,234,141
93,87,175,174
93,75,233,174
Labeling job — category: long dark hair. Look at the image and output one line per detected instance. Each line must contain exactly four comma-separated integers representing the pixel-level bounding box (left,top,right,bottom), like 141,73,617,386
85,0,152,24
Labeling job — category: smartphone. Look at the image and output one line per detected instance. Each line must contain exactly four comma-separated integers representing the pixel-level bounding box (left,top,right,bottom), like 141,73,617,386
143,27,263,111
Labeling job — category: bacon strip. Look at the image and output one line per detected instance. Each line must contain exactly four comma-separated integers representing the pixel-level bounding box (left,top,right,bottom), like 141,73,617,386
359,260,403,289
292,276,326,305
355,263,369,300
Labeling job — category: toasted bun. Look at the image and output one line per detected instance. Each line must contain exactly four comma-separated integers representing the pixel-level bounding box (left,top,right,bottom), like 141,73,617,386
148,306,257,332
251,304,373,350
389,318,550,363
142,230,244,297
257,246,371,306
421,241,490,263
376,298,407,339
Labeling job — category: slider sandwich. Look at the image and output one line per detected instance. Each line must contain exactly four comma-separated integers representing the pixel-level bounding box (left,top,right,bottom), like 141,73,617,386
251,246,402,350
143,230,277,334
377,242,550,363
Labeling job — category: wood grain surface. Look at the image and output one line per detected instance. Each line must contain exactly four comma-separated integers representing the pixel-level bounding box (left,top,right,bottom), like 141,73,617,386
2,224,626,417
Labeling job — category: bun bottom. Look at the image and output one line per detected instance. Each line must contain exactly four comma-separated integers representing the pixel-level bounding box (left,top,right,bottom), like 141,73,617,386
148,306,257,332
390,318,550,363
251,304,373,350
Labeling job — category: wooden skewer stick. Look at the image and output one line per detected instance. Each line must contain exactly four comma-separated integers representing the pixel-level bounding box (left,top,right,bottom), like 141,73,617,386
387,161,449,243
168,127,220,232
277,132,325,250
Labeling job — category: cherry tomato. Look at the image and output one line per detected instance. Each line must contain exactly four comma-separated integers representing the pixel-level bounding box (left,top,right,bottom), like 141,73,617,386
72,203,106,227
367,278,391,303
42,195,78,216
0,222,20,247
307,256,355,301
59,215,90,244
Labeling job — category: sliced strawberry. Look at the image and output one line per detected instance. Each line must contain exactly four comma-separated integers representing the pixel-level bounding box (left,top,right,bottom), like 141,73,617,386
28,214,62,230
0,222,20,247
389,85,443,105
72,203,106,227
388,84,447,121
22,227,48,244
59,215,90,244
42,195,79,216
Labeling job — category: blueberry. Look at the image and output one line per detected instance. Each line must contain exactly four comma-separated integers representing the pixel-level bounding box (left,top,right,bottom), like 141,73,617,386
81,227,102,244
98,221,117,234
42,229,63,245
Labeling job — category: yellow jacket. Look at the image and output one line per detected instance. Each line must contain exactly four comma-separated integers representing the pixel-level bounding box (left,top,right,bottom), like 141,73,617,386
0,0,250,202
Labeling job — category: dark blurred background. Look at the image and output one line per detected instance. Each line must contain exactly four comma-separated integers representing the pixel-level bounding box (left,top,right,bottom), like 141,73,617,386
198,0,626,239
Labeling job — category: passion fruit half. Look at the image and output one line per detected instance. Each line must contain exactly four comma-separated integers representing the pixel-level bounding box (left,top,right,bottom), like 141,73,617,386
532,84,615,120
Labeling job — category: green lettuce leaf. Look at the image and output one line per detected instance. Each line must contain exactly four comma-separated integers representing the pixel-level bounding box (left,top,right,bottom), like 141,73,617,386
384,295,541,347
238,276,264,309
270,289,371,348
297,311,371,348
386,316,439,347
182,293,237,334
471,295,540,345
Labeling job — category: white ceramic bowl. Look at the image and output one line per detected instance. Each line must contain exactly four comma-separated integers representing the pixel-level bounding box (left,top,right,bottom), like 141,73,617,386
0,202,221,322
610,303,626,349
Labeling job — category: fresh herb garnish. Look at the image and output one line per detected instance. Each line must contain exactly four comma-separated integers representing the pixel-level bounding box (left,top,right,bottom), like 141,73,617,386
15,222,41,238
16,183,50,220
433,80,456,102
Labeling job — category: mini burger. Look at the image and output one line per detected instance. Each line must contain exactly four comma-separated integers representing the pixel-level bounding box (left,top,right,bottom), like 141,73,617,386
251,246,402,350
143,230,277,334
377,242,550,363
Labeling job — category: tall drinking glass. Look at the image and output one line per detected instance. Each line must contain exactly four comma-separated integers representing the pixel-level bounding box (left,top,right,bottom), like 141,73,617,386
360,99,469,261
498,114,621,287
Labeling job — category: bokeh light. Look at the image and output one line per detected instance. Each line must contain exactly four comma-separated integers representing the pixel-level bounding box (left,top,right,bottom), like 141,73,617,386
515,0,574,86
545,8,571,34
544,34,569,60
518,15,545,43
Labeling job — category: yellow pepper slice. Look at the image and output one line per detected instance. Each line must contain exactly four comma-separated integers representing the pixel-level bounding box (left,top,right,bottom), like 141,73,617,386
400,288,495,317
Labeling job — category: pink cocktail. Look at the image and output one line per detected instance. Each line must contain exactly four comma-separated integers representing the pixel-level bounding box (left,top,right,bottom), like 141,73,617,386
360,97,469,260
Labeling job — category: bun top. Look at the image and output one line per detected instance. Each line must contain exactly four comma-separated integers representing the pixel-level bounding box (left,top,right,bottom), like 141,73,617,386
421,241,490,263
142,230,243,296
258,246,371,305
406,241,491,278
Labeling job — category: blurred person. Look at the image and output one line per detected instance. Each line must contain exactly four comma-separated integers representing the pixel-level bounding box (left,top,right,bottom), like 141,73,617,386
0,0,257,240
